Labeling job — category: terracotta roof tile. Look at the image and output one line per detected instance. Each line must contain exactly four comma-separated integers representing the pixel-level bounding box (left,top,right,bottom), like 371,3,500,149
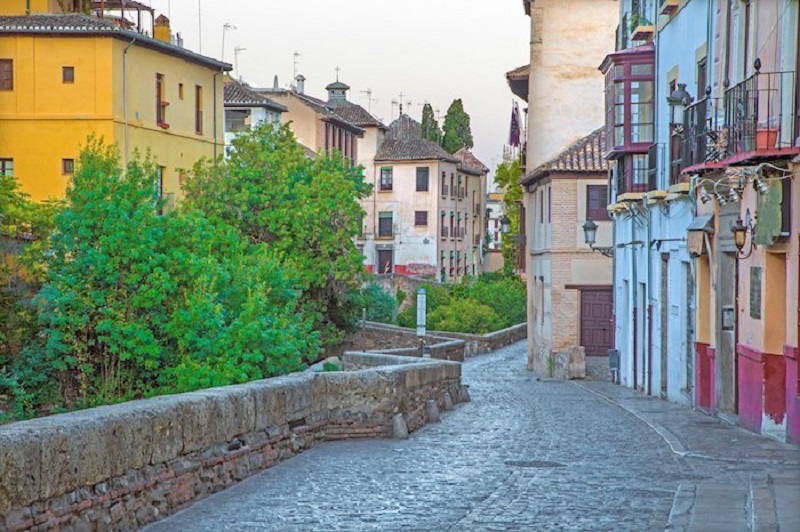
375,115,459,163
224,81,287,112
455,148,490,174
522,127,607,185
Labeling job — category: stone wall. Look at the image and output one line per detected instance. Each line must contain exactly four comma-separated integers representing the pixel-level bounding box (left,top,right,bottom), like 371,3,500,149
344,322,467,362
0,354,465,531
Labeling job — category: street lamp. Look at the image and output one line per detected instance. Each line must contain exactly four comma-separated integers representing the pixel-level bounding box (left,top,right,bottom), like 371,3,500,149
732,209,755,259
667,83,693,130
582,219,613,257
499,214,511,234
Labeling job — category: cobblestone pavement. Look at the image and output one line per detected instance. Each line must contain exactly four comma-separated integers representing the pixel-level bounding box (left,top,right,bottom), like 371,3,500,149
145,342,800,532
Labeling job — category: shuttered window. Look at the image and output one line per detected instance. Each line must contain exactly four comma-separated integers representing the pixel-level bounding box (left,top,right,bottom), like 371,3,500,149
586,185,609,220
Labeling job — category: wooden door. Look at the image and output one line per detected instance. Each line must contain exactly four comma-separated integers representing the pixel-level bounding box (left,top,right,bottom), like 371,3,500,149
581,289,614,356
377,250,393,275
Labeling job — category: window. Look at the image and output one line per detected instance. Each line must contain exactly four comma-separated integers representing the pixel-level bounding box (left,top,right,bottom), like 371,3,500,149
225,109,250,132
195,85,203,135
586,185,608,220
416,167,429,191
378,211,393,237
62,158,74,175
380,167,393,191
602,49,655,151
415,211,428,226
178,83,184,99
62,66,74,84
0,59,12,90
0,159,13,176
156,73,167,126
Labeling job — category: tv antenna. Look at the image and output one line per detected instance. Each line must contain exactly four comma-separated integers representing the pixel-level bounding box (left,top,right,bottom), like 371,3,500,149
234,46,246,81
360,88,376,113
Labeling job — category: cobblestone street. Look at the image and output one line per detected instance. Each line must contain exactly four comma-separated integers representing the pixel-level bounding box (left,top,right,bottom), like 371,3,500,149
145,341,800,531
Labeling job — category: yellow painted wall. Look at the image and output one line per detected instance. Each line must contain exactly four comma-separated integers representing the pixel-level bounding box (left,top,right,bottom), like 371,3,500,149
110,39,225,199
0,0,62,15
0,35,113,200
272,93,321,152
0,32,224,201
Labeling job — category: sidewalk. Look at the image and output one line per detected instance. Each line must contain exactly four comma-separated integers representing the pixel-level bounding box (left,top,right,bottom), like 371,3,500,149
577,380,800,531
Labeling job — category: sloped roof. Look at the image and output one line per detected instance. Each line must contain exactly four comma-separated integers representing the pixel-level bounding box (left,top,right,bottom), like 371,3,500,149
506,64,529,101
259,89,366,135
455,148,490,174
375,114,459,163
327,101,387,130
521,127,607,186
0,14,231,71
224,81,287,112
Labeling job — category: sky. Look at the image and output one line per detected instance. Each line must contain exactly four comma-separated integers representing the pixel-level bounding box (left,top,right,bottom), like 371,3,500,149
146,0,530,185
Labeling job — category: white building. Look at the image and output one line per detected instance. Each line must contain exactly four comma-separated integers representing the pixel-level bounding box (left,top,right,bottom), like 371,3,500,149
223,79,286,153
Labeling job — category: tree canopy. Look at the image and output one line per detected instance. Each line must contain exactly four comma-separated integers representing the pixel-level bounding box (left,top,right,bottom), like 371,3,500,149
441,99,474,153
493,158,523,274
420,103,441,144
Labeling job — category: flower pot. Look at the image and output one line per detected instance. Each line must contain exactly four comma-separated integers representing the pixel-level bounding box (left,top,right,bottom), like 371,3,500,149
756,128,778,150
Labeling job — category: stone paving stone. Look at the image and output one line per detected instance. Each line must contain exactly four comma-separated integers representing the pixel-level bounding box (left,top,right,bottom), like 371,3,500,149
144,341,800,532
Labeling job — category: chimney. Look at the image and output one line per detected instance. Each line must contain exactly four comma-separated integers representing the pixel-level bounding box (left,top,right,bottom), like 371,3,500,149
295,74,306,95
273,75,280,90
154,15,171,44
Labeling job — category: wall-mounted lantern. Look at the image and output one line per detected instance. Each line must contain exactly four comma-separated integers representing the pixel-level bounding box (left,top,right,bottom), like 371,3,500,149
667,83,693,130
732,208,756,259
582,219,614,257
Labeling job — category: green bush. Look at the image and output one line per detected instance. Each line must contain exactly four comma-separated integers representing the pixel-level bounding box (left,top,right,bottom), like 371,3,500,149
397,275,526,334
356,283,397,324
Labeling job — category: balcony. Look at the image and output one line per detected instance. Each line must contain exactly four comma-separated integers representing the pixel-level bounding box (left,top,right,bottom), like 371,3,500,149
630,1,654,41
659,0,679,16
680,70,799,174
441,185,449,197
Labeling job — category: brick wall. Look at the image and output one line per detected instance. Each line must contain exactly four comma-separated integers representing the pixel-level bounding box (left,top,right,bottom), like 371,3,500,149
0,354,465,531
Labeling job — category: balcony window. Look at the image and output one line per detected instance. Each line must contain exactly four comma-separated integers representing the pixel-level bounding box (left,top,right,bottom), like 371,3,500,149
380,167,393,191
602,46,655,155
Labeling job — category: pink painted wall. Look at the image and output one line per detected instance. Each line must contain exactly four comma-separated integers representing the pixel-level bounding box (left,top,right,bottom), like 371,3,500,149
695,343,715,412
737,344,764,434
787,346,800,444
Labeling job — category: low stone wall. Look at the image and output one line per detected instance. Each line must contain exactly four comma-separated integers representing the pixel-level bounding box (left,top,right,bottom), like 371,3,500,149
344,322,467,362
349,322,528,360
0,353,465,531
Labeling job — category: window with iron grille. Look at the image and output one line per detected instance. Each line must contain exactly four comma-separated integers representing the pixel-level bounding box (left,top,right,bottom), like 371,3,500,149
586,185,609,220
416,167,429,191
62,158,74,175
0,59,13,91
378,211,393,237
380,167,393,191
415,211,428,226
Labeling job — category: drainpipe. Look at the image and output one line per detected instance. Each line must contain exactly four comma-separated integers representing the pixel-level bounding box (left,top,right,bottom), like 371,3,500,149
724,0,733,87
213,68,224,162
123,37,137,168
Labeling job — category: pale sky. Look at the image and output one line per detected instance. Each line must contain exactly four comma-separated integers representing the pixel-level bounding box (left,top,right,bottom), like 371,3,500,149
147,0,530,184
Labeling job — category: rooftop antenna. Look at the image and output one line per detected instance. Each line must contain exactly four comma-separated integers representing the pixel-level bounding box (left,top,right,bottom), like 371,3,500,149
234,46,246,81
293,51,301,83
197,0,202,54
398,92,405,116
360,88,376,113
221,23,236,63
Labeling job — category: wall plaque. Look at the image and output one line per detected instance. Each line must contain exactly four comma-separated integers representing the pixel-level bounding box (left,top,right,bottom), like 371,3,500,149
749,267,762,320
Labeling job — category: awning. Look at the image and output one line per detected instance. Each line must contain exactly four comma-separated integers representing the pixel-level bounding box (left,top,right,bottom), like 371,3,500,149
687,215,715,233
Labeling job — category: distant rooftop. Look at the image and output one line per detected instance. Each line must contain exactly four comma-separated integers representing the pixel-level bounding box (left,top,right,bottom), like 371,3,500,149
224,81,287,113
376,114,459,163
522,127,607,185
0,14,231,71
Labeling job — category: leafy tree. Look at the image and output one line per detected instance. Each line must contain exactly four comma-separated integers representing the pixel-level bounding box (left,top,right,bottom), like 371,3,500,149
428,299,503,335
184,123,372,343
493,159,523,274
420,103,441,144
36,138,318,408
355,283,398,324
441,99,474,153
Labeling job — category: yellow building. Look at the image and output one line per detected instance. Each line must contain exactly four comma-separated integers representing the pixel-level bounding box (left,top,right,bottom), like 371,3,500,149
0,10,231,201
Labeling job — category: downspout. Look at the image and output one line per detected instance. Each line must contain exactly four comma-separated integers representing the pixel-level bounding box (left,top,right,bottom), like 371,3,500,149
724,0,733,87
213,68,223,162
123,37,137,168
